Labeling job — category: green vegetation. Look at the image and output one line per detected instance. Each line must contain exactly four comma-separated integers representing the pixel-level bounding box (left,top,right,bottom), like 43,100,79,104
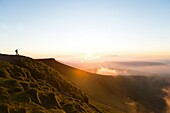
1,54,169,113
0,55,119,113
40,58,170,113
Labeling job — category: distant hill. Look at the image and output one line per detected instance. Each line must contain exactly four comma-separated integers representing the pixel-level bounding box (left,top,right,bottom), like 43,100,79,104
107,61,165,67
61,60,168,76
61,61,166,69
39,58,170,113
0,54,120,113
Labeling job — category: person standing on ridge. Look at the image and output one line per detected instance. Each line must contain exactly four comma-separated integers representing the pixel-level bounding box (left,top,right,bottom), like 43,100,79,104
15,49,19,55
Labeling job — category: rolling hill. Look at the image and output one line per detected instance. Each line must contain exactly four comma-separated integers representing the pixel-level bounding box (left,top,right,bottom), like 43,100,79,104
39,58,170,113
0,54,169,113
0,54,121,113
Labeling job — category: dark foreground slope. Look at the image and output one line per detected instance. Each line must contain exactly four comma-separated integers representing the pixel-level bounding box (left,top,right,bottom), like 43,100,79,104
0,54,121,113
39,58,170,113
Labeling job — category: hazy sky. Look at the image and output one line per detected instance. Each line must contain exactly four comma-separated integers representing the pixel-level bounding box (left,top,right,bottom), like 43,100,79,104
0,0,170,59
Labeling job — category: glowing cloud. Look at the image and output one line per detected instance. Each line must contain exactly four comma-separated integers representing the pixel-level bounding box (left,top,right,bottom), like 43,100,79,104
96,67,118,76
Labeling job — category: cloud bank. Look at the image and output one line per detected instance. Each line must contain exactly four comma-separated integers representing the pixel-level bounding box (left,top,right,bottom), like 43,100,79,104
96,67,118,76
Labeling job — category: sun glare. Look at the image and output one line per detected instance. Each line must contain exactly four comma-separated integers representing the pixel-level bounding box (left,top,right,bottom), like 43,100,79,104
87,52,101,60
79,52,100,62
87,52,93,59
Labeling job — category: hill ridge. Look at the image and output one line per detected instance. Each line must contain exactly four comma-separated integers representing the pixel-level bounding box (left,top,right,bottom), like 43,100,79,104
0,54,119,113
39,58,170,113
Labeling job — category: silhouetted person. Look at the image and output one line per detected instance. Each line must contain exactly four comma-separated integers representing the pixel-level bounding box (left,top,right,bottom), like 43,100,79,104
15,49,19,55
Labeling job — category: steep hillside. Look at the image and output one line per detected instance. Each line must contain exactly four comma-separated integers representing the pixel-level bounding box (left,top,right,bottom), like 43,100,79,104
39,58,170,113
0,54,122,113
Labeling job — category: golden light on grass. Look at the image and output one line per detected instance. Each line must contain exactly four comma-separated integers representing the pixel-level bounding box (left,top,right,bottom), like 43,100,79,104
71,69,88,80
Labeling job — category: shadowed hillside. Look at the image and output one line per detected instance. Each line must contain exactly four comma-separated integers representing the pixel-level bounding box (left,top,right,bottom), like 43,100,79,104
39,58,170,113
0,54,122,113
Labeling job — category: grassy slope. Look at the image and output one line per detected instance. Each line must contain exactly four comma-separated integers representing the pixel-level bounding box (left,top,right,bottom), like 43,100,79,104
0,54,121,113
39,58,170,113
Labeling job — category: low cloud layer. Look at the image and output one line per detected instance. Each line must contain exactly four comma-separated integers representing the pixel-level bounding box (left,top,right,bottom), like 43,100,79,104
96,67,118,76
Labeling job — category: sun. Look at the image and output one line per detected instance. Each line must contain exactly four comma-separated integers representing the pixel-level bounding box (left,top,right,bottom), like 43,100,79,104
79,51,100,62
87,52,93,59
83,52,100,60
